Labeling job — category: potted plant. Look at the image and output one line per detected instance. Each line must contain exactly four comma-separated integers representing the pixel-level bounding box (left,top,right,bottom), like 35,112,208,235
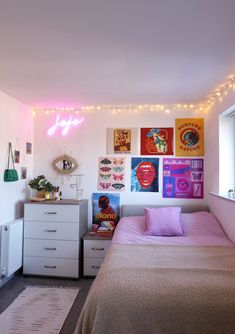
228,189,234,199
28,175,55,199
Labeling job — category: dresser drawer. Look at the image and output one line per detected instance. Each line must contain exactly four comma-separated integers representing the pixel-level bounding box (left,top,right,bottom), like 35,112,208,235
24,221,78,240
84,239,112,258
83,257,104,276
24,204,79,222
24,239,78,258
23,256,79,278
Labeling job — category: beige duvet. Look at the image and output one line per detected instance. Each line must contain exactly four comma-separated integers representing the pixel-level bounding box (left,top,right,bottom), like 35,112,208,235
75,244,235,334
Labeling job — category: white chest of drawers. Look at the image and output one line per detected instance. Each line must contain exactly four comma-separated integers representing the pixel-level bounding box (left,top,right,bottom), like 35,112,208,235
83,232,112,276
23,199,88,278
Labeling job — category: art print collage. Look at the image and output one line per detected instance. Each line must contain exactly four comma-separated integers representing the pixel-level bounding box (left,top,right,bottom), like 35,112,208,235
92,118,204,229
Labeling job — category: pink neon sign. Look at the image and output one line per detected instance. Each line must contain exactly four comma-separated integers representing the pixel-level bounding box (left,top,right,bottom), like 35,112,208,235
47,115,84,136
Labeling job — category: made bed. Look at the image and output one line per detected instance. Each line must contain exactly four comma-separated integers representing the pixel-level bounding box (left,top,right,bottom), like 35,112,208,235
75,205,235,334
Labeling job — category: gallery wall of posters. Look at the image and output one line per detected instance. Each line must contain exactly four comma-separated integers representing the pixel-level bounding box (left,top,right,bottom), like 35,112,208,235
131,157,159,192
98,156,126,191
92,192,120,226
163,158,203,199
175,118,204,156
106,128,139,155
141,127,174,155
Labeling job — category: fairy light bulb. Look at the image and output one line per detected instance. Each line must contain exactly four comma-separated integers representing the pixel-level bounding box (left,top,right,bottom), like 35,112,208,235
32,71,235,116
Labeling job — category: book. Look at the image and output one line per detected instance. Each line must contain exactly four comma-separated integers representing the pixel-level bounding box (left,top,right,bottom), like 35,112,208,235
96,226,114,236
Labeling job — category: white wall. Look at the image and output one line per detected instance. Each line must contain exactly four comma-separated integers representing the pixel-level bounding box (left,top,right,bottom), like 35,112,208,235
33,107,207,225
0,91,33,224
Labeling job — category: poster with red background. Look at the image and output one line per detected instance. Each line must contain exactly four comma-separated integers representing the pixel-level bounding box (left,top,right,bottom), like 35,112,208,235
141,128,174,155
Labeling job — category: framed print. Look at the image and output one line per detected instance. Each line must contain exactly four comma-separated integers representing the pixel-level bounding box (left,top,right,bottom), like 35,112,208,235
141,127,174,155
14,150,20,163
98,156,126,191
114,129,131,153
21,167,27,179
175,118,204,156
26,142,32,154
163,158,203,198
131,157,159,192
92,192,120,226
106,128,139,155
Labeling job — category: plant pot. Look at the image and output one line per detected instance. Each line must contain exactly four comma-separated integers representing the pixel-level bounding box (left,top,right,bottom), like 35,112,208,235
36,191,45,198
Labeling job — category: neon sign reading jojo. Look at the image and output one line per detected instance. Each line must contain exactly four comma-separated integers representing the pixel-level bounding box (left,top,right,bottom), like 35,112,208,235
47,115,84,136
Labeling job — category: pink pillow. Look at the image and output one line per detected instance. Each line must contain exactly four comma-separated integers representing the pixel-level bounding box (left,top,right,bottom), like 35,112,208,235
145,207,183,236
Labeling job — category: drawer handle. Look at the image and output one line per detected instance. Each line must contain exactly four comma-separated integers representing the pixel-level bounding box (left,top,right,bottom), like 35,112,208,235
44,229,57,232
44,212,57,215
92,247,105,251
92,265,100,269
44,265,57,269
44,247,57,250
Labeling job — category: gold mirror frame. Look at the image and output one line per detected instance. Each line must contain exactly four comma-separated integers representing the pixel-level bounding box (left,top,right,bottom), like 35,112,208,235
52,154,79,175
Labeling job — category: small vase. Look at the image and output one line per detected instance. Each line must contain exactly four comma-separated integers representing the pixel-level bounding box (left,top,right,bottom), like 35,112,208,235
44,192,51,200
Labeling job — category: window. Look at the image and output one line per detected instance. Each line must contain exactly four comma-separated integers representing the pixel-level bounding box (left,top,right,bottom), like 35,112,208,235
219,105,235,197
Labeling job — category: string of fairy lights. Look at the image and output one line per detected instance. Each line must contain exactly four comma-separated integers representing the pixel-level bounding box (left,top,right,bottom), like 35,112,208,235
32,74,235,116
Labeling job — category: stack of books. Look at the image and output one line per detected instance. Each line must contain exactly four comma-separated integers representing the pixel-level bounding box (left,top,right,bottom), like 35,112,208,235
96,226,115,236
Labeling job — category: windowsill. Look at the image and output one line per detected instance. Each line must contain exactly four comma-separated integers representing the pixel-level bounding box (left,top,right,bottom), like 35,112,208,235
209,192,235,202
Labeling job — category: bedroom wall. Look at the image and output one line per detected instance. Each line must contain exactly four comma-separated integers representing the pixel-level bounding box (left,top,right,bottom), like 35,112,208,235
206,89,235,243
0,90,33,224
33,107,207,225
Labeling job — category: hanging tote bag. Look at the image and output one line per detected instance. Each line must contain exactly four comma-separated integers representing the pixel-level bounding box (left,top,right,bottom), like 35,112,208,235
4,142,19,182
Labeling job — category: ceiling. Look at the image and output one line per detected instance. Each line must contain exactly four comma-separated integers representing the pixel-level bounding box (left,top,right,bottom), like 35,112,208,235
0,0,235,108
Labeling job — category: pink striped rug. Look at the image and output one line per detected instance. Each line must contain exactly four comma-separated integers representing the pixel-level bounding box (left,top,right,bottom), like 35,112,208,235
0,286,79,334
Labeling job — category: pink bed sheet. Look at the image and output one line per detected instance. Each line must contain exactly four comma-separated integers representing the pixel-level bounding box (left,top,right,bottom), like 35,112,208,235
112,211,233,246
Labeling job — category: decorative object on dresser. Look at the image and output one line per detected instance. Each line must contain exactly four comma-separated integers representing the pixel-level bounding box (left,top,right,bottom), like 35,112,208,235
28,175,57,200
23,199,88,278
83,232,112,277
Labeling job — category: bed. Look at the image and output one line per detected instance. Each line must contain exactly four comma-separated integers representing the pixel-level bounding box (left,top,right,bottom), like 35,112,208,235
75,205,235,334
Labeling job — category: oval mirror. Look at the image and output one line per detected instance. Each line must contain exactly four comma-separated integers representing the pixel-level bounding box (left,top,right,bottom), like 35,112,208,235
52,154,78,174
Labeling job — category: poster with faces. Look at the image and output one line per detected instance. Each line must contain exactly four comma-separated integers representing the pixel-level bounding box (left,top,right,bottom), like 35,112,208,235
131,157,159,192
163,158,203,198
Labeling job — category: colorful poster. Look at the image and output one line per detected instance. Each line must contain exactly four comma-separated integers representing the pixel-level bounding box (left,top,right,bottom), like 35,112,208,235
26,142,32,154
163,158,203,198
175,118,204,156
141,128,174,155
114,129,131,153
98,157,126,191
106,128,139,155
14,150,20,163
21,167,27,179
92,193,120,227
131,157,159,192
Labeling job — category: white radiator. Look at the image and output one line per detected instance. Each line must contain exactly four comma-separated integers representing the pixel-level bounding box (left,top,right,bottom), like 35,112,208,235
1,219,23,278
